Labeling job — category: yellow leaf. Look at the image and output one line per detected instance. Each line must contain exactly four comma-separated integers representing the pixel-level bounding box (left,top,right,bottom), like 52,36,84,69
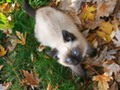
97,31,111,42
80,5,96,20
0,44,7,57
14,31,26,45
112,17,119,31
93,73,113,90
100,22,113,35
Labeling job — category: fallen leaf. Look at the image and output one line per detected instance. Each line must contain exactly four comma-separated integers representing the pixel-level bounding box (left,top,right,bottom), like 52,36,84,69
2,82,12,90
0,44,7,57
80,5,96,20
96,0,117,18
112,29,120,47
93,73,113,90
95,47,117,63
0,65,3,70
22,70,39,88
108,82,118,90
47,83,52,90
70,0,84,12
0,13,14,30
115,72,120,82
14,31,26,45
37,44,45,52
103,61,120,76
97,21,114,42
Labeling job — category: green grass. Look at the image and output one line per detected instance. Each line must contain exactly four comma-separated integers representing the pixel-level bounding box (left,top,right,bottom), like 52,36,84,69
0,0,93,90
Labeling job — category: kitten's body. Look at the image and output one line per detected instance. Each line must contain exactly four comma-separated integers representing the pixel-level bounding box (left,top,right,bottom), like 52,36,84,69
24,0,96,77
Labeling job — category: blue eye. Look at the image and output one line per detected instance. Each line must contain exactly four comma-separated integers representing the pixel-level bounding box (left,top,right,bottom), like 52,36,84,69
66,58,71,63
73,50,79,55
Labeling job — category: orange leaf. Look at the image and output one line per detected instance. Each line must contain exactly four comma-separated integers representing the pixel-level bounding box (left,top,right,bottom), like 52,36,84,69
22,70,39,87
14,31,26,45
0,44,7,57
80,5,96,20
93,73,113,90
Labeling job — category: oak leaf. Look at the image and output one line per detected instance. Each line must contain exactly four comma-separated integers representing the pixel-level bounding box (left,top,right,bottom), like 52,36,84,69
22,70,39,88
14,31,26,45
0,44,7,57
93,73,113,90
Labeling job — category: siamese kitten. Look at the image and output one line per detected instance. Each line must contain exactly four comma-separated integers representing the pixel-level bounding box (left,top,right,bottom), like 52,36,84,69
24,0,96,78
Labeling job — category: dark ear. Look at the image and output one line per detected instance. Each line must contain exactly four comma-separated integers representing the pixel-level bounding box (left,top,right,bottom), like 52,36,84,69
62,30,76,42
47,49,58,59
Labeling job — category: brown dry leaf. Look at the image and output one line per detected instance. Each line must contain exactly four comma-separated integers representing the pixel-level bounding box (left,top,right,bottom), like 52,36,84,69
0,3,20,14
0,65,3,70
80,5,96,21
14,31,26,45
37,44,45,52
22,70,39,88
96,0,117,18
0,44,7,57
108,82,118,90
47,83,59,90
0,3,13,13
103,61,120,76
47,83,52,90
93,73,113,90
2,82,12,90
115,72,120,82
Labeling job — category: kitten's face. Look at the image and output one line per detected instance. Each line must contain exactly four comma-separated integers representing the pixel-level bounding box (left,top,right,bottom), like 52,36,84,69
48,30,97,77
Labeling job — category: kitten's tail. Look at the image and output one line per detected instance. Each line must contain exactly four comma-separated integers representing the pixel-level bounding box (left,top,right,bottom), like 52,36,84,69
24,0,36,17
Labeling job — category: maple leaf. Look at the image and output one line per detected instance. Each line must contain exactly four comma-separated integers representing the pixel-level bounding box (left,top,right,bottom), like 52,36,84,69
22,70,39,89
93,73,113,90
97,21,114,42
80,5,96,20
0,2,20,14
0,44,7,57
103,61,120,76
95,47,117,63
14,31,26,45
